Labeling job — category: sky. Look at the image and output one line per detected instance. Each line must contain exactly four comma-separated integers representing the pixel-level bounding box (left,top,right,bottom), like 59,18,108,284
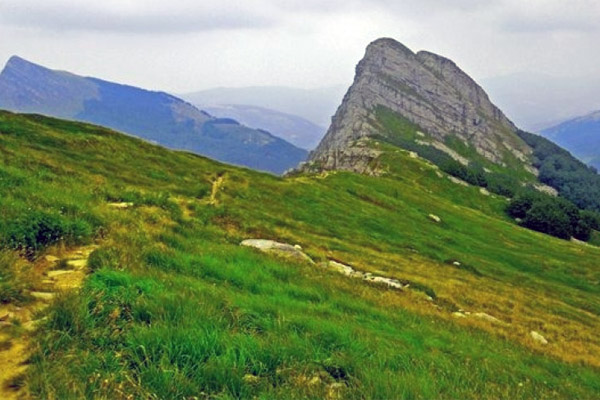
1,0,600,126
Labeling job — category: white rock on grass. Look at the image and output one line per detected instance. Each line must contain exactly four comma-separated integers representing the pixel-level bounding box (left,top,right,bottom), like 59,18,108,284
473,312,505,325
240,239,314,264
428,214,442,223
530,330,548,345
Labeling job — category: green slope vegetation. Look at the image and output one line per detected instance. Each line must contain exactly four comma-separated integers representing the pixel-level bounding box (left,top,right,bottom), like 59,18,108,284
0,111,599,399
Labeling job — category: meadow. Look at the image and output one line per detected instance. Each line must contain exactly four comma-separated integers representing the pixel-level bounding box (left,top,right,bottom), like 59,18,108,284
0,111,599,399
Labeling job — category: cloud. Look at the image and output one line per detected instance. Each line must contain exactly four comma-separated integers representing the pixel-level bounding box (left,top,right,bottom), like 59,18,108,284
498,0,600,33
0,0,277,34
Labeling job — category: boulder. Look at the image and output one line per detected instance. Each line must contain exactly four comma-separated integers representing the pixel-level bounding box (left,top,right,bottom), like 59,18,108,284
473,312,505,325
108,202,134,209
44,255,59,263
428,214,442,223
530,330,548,345
240,239,314,264
328,260,359,277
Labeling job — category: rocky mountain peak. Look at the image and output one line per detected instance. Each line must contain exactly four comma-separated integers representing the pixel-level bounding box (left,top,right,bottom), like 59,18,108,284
307,38,530,172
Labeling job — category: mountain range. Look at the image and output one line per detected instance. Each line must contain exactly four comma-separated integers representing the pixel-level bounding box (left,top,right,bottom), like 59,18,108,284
181,85,346,129
200,104,324,150
482,72,600,132
541,110,600,170
0,56,307,174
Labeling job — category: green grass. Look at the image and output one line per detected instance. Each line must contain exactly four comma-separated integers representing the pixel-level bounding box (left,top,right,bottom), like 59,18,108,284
0,110,599,399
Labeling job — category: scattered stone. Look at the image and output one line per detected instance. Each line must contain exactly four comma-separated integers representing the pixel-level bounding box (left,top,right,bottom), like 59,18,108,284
448,176,469,186
533,183,558,197
416,131,425,137
29,291,55,302
108,202,134,209
479,188,490,196
435,170,444,178
408,151,418,159
530,331,548,345
67,259,87,269
44,255,59,263
0,312,14,322
367,276,405,290
473,312,505,325
47,270,75,278
242,374,260,384
22,318,47,332
327,383,345,400
328,260,359,277
452,312,467,319
326,261,405,291
428,214,441,223
240,239,314,264
452,261,461,266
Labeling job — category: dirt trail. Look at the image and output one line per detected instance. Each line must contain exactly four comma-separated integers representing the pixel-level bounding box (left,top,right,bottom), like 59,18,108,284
209,175,226,205
0,244,97,400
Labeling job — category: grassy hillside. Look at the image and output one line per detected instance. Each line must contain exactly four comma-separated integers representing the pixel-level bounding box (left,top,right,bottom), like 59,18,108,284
0,111,599,399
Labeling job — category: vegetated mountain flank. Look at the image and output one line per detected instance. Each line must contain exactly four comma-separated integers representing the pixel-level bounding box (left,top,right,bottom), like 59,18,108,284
201,104,325,150
540,110,600,170
1,111,600,399
302,37,600,241
0,56,306,174
182,85,346,128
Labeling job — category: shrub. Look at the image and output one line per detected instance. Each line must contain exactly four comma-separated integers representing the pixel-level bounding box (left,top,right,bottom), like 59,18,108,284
0,250,30,303
507,190,595,241
523,201,573,240
88,247,122,272
574,212,597,241
506,191,544,219
2,210,93,258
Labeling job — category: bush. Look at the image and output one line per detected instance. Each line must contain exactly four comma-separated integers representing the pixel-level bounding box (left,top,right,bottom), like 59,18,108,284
573,211,598,241
2,210,93,258
0,250,30,303
88,247,122,272
522,201,573,240
507,190,597,241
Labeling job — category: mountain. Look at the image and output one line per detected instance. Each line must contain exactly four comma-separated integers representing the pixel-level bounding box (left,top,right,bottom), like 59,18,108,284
307,38,533,175
303,37,600,221
482,72,600,132
540,111,600,170
201,104,325,150
2,110,600,398
181,85,347,128
0,56,307,174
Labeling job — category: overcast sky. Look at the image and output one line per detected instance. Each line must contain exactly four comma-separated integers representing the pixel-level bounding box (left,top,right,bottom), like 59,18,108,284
1,0,600,97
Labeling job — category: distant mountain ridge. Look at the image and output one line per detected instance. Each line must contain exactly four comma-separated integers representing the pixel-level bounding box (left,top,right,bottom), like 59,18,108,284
541,111,600,170
200,104,325,150
0,56,307,174
182,85,346,128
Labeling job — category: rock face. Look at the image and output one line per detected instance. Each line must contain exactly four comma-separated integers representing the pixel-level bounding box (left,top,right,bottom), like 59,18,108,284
308,38,531,171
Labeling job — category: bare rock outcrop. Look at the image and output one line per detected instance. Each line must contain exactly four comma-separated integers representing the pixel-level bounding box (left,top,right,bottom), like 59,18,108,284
307,38,532,171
